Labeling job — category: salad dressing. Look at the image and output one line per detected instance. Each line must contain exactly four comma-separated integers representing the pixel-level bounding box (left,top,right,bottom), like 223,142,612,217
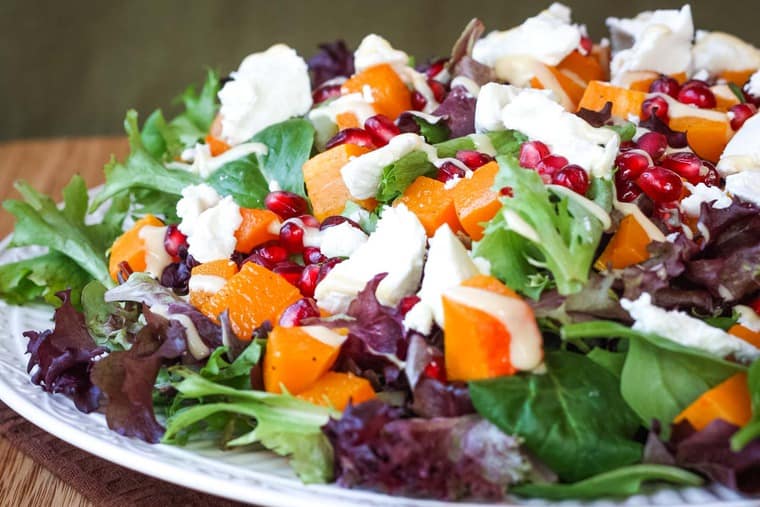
137,225,173,278
149,303,210,359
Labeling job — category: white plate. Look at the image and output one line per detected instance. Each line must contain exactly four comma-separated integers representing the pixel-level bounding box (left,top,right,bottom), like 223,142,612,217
0,240,756,507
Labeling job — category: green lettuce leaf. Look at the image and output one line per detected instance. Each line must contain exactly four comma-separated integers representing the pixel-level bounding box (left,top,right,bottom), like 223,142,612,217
0,252,90,307
251,118,315,196
168,68,221,148
199,341,264,390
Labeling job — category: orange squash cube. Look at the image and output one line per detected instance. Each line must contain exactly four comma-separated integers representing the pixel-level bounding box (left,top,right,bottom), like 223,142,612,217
395,176,462,237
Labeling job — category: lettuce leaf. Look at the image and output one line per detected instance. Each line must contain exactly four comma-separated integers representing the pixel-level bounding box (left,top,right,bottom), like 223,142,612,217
168,68,221,149
0,252,91,307
251,118,315,196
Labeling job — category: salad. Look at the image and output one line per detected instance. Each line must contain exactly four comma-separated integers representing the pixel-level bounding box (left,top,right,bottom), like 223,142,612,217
3,2,760,501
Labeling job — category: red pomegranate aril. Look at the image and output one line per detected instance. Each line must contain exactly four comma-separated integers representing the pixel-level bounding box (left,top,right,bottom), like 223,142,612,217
436,161,466,182
648,75,681,98
455,150,494,170
163,225,188,258
427,79,447,103
499,186,514,197
518,141,551,169
614,177,642,202
677,80,717,109
636,132,668,160
729,103,757,131
700,161,720,186
615,151,650,181
298,264,322,297
279,298,320,327
411,90,428,111
312,84,342,105
579,35,593,55
536,155,569,183
619,140,637,152
325,128,376,150
364,114,401,147
423,356,447,382
265,191,309,219
279,222,305,253
297,214,320,228
320,215,362,231
636,166,684,203
398,295,421,316
303,246,327,265
641,96,670,122
660,152,703,184
317,257,344,284
424,58,447,79
272,261,304,286
653,201,682,232
254,242,289,267
552,165,590,195
749,295,760,316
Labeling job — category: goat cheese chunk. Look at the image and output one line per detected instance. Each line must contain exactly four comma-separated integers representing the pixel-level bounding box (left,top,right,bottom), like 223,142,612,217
176,184,242,263
218,44,312,145
354,34,410,74
692,31,760,75
717,114,760,175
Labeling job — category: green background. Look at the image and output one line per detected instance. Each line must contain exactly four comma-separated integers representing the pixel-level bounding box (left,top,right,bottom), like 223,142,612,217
2,0,758,140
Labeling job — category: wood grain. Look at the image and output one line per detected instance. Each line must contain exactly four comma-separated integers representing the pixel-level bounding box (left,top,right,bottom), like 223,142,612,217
0,136,128,507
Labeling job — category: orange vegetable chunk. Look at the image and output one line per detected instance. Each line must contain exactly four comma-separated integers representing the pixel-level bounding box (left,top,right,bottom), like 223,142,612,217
108,214,164,281
263,326,344,394
204,134,230,156
296,372,375,410
669,116,733,163
578,81,648,120
530,64,586,110
188,259,239,315
302,143,377,221
557,51,606,84
443,275,542,381
234,208,280,254
336,111,361,130
594,214,651,271
342,63,412,119
728,324,760,349
675,373,752,431
205,262,301,340
720,69,756,87
395,176,461,236
449,161,501,241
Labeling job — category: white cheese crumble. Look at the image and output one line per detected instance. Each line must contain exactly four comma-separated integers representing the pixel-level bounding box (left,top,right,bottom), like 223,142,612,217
717,113,760,175
472,3,583,67
606,5,693,83
314,205,427,314
166,141,268,178
218,44,312,145
176,184,242,263
692,31,760,75
474,83,523,134
621,293,760,363
403,224,482,334
176,183,221,237
680,182,732,217
319,222,369,258
736,305,760,332
726,171,760,207
746,70,760,97
354,34,410,74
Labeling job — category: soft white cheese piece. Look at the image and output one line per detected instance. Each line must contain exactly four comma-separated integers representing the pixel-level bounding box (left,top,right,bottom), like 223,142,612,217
621,293,760,363
138,225,173,279
680,182,732,217
176,183,221,237
354,34,410,74
498,88,620,178
746,70,760,98
218,44,312,145
403,224,482,334
320,222,369,258
607,5,693,83
692,31,760,75
341,133,428,199
314,205,427,314
475,83,523,133
717,113,760,175
166,141,268,178
736,305,760,332
177,184,242,263
726,171,760,207
308,92,376,149
472,3,582,67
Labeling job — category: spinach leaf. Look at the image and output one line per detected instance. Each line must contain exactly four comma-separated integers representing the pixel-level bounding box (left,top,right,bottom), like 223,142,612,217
205,155,269,209
251,119,315,196
375,151,437,203
588,347,626,378
513,464,702,499
412,116,450,144
731,359,760,450
469,350,642,482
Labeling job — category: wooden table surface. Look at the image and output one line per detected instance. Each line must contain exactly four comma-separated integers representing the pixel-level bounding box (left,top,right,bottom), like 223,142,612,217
0,136,129,507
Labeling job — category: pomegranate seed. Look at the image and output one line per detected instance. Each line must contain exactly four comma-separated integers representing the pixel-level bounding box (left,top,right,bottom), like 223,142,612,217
729,103,757,131
552,164,590,195
614,176,642,202
423,356,447,382
424,58,447,79
364,114,401,147
317,257,343,284
749,295,760,316
436,161,466,182
619,140,637,152
298,214,320,228
653,201,682,232
636,132,668,160
250,242,289,268
279,222,305,253
648,75,681,98
615,151,650,181
411,90,428,111
455,150,494,169
677,80,716,109
641,96,669,122
636,166,684,203
536,155,569,183
325,127,376,150
579,35,593,55
499,186,514,197
518,141,551,169
265,191,309,219
312,84,341,105
700,161,720,186
163,225,188,258
398,295,420,316
272,261,304,286
320,215,362,231
427,79,447,102
660,152,704,185
298,264,321,297
303,246,327,265
279,298,320,327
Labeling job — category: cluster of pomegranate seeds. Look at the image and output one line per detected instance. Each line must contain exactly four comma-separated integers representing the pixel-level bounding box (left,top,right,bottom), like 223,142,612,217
647,76,717,114
279,297,320,327
436,161,466,182
364,114,400,147
455,150,493,169
517,141,590,195
265,191,309,219
660,152,719,185
729,103,758,131
163,224,188,259
311,83,342,105
648,75,680,98
434,150,494,183
325,128,375,150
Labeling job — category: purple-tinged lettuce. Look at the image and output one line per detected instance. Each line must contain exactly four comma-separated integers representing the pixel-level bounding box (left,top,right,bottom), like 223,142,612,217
432,87,477,138
307,40,354,88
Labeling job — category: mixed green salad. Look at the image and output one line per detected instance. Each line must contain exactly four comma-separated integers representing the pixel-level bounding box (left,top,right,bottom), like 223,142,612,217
3,2,760,501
